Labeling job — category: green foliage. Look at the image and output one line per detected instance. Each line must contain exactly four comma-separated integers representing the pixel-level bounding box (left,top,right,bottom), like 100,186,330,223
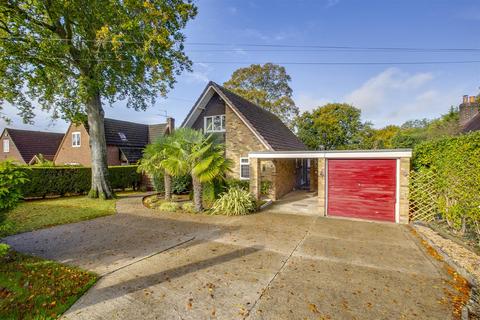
19,166,141,198
295,103,365,150
31,154,55,167
158,201,180,212
172,174,192,194
181,202,196,213
0,161,29,211
0,243,10,258
211,187,257,216
261,180,272,196
225,178,249,191
224,63,299,128
411,131,480,243
0,1,197,123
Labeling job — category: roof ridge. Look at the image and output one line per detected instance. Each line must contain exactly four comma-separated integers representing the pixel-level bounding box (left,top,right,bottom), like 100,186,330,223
6,128,64,135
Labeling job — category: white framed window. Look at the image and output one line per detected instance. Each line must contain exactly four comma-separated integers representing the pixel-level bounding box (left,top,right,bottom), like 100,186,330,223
240,157,250,180
72,132,81,147
3,139,9,153
118,132,128,141
204,115,226,133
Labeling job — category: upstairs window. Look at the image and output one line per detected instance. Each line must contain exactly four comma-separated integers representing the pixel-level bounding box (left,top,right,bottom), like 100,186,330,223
204,115,225,133
3,139,9,153
240,157,250,180
72,132,81,147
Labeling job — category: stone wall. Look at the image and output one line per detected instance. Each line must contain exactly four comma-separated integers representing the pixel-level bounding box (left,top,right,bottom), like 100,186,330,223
225,105,274,180
399,157,410,224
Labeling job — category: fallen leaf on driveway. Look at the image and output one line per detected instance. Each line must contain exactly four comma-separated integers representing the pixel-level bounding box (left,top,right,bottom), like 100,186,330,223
308,303,320,313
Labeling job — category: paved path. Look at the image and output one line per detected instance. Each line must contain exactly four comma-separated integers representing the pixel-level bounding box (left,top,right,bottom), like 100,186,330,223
4,195,458,319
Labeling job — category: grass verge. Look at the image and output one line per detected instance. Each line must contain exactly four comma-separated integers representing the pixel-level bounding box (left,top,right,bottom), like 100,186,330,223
0,196,116,238
0,251,97,319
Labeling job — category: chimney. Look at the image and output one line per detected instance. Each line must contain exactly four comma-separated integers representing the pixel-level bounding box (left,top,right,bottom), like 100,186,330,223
166,117,175,133
469,96,476,103
463,95,469,103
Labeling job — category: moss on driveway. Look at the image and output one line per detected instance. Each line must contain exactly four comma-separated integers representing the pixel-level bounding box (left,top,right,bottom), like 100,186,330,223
0,250,97,319
0,196,116,238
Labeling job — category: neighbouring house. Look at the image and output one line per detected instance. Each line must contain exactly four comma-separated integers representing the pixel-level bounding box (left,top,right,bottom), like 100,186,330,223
0,128,64,165
54,117,174,166
182,81,412,224
460,94,480,132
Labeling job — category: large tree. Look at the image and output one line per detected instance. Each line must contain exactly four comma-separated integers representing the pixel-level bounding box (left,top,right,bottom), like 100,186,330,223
0,0,197,199
295,103,365,150
223,63,299,128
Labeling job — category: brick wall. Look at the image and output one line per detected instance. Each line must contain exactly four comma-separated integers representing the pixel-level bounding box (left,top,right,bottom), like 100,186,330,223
0,130,26,164
55,124,122,166
271,159,297,200
225,105,275,181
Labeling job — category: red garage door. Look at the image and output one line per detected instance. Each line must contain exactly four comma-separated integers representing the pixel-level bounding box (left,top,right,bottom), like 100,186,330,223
327,159,396,222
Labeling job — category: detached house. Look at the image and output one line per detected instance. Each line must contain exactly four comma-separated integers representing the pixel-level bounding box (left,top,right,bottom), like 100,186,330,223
181,81,307,200
0,128,64,164
54,117,174,166
460,94,480,132
182,81,413,224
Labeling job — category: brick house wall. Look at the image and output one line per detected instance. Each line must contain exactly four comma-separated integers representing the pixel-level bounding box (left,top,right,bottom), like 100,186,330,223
54,123,122,166
0,130,26,164
271,159,297,200
224,105,275,185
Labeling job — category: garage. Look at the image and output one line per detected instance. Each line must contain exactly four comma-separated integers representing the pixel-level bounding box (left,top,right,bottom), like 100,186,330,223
248,150,412,224
327,159,397,222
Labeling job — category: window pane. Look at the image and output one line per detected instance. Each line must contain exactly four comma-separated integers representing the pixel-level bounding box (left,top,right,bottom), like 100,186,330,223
241,164,250,179
205,118,213,131
221,115,226,130
3,139,9,152
213,116,222,131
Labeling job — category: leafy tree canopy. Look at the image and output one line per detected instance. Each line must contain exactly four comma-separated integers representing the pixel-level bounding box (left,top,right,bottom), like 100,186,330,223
0,0,197,122
223,63,299,128
295,103,365,150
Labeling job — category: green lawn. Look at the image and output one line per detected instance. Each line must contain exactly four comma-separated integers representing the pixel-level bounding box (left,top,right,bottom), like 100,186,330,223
0,250,97,319
0,196,117,238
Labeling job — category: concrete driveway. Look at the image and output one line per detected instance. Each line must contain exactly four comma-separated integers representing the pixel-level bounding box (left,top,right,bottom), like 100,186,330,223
4,195,458,319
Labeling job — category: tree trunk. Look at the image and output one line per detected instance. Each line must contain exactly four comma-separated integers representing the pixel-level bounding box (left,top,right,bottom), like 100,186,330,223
192,175,203,212
164,171,172,201
86,92,114,199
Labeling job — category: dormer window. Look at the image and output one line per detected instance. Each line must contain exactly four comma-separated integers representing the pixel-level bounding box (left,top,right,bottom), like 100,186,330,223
118,132,128,142
204,115,225,133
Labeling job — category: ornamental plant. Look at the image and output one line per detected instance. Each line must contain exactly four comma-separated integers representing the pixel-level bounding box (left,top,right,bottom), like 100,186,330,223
211,187,257,216
0,161,29,211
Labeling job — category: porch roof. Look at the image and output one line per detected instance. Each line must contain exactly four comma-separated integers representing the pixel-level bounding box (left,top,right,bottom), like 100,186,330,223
248,149,412,159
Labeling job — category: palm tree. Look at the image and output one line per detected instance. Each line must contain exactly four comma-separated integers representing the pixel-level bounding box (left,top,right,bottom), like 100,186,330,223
137,135,173,200
162,128,231,212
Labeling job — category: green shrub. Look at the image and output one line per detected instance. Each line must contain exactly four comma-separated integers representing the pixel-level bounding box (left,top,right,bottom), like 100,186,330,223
181,202,196,213
0,243,10,258
411,131,480,243
211,187,257,216
19,166,141,198
261,180,272,196
0,161,29,211
225,178,249,191
172,174,191,194
152,173,164,192
158,201,180,212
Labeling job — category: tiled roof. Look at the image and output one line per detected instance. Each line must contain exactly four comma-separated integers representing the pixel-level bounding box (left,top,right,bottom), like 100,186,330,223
6,128,64,163
211,82,306,151
463,112,480,132
86,118,169,147
119,147,144,163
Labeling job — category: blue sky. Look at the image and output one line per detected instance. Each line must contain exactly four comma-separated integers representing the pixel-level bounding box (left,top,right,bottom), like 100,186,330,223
2,0,480,132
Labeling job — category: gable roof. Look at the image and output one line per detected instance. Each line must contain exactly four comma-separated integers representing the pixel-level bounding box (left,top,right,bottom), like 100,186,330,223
84,118,170,148
463,112,480,132
4,128,64,163
182,81,306,151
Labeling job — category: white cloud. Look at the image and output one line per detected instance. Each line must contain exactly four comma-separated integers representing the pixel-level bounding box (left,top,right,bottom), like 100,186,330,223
326,0,340,8
344,68,434,113
186,62,211,84
295,93,330,112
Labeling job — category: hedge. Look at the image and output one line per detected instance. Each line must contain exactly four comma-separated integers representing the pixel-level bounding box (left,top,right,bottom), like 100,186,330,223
411,131,480,243
19,165,142,198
